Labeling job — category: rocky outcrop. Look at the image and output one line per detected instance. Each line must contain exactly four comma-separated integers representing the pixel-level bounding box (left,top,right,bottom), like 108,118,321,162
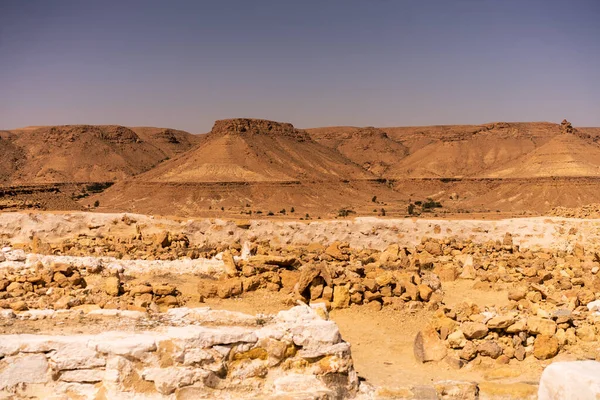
210,118,311,141
560,119,575,134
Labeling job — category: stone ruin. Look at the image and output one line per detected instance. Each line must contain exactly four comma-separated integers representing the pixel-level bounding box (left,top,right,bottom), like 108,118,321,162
0,305,358,399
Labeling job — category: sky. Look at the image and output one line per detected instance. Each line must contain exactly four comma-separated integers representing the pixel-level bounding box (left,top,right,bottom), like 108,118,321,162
0,0,599,133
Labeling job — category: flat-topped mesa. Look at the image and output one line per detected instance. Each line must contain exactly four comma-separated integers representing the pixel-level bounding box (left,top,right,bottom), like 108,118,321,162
210,118,311,141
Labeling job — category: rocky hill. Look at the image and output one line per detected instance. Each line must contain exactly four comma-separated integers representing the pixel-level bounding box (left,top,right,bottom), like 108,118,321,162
307,126,408,175
138,118,373,182
1,125,198,183
5,118,600,217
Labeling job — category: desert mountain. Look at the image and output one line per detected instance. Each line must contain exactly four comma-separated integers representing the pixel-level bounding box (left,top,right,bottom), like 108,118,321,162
307,126,408,175
129,127,201,158
1,125,197,184
310,122,587,178
139,118,373,182
383,122,559,178
485,124,600,178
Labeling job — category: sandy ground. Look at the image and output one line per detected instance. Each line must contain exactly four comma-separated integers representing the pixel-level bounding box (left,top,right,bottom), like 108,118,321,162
203,283,550,388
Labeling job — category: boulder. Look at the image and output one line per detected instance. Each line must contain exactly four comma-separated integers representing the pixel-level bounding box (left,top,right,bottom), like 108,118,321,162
538,361,600,400
447,330,467,349
418,284,433,301
222,251,238,277
9,300,28,312
534,335,559,360
527,317,557,336
459,341,477,361
104,277,121,296
508,288,527,301
152,283,176,296
332,286,350,309
487,315,515,330
414,326,447,363
477,341,502,359
461,322,488,340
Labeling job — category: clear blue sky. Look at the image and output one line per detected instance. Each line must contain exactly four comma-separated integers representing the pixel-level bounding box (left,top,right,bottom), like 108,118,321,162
1,0,599,133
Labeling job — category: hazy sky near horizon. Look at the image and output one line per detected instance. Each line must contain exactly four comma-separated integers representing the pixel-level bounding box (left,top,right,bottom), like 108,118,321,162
1,0,599,133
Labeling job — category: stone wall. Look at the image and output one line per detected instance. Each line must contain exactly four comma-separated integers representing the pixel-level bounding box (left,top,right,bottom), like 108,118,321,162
0,305,358,399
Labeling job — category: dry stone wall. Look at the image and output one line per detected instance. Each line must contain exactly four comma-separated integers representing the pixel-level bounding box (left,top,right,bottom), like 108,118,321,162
0,305,358,399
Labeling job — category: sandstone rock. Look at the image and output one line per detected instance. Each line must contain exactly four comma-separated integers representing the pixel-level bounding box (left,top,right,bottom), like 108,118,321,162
130,284,153,295
506,319,527,333
6,282,23,293
156,231,172,248
461,322,488,340
447,330,467,349
477,341,503,359
222,250,238,277
217,279,243,299
514,345,526,361
157,295,178,306
503,232,513,247
445,356,465,370
418,284,433,301
577,289,595,305
91,334,157,359
296,264,322,296
527,317,557,336
403,282,419,301
104,277,121,296
249,255,298,267
197,281,218,298
424,241,442,256
152,283,176,296
325,242,348,261
59,369,104,383
309,279,324,300
0,354,49,389
459,341,477,361
459,255,477,280
49,342,106,370
538,361,600,400
142,366,208,395
508,288,527,301
414,326,447,363
54,295,75,310
534,335,559,360
487,315,515,330
322,286,333,302
9,300,28,311
575,325,596,342
332,285,350,309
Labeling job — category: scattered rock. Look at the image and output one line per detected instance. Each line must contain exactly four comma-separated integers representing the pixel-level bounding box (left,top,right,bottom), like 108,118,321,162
414,326,447,363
